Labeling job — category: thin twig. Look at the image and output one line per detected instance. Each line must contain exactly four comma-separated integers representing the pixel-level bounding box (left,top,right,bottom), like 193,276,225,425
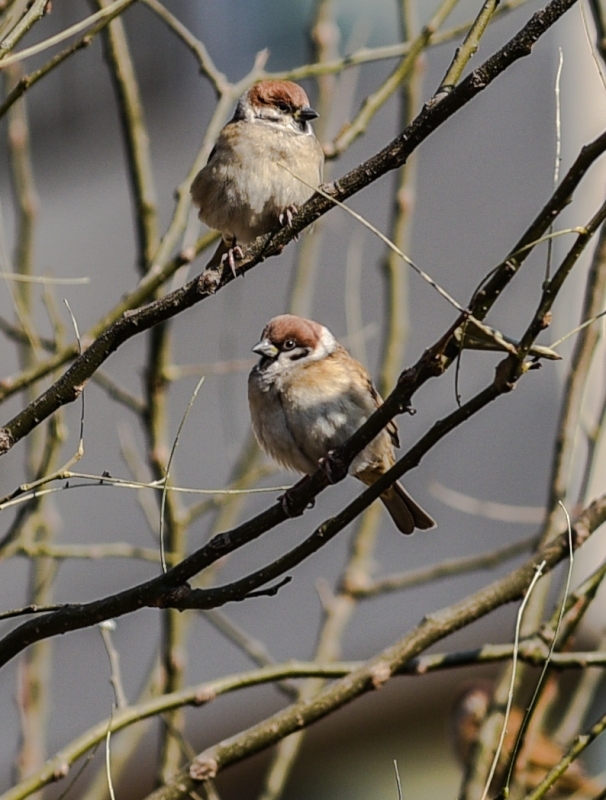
524,709,606,800
0,0,134,64
0,0,49,54
99,620,128,709
139,0,227,95
326,0,460,157
436,0,500,94
159,376,205,572
501,503,575,794
480,560,546,800
347,536,536,597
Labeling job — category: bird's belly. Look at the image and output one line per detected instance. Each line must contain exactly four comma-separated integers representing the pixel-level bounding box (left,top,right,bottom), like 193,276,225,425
250,391,317,474
285,388,393,476
195,131,320,243
284,390,364,465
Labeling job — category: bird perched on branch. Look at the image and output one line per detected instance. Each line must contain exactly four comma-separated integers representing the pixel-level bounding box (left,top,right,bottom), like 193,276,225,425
191,80,324,274
247,314,436,534
452,683,604,797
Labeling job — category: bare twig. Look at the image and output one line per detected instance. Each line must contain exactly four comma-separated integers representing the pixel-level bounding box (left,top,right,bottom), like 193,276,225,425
0,0,133,64
0,0,49,55
436,0,500,94
0,1,139,120
99,620,128,709
347,536,536,597
139,0,228,95
326,0,459,158
524,709,606,800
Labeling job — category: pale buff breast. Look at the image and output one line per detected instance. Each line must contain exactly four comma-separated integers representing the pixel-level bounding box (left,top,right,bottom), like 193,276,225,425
192,121,323,244
278,358,395,475
248,367,318,474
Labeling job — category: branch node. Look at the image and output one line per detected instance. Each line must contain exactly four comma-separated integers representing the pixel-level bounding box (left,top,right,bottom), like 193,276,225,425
369,663,392,689
0,428,13,455
246,576,292,598
193,687,217,706
198,269,221,295
572,520,591,549
53,762,70,781
190,755,218,781
156,583,191,608
179,246,195,263
539,310,553,330
493,358,516,393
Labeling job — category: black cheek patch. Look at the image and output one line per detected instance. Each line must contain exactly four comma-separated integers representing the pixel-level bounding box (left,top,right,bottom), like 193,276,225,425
288,348,310,362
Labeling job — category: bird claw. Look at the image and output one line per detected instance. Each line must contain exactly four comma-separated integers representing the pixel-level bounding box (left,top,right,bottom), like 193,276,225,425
318,451,348,484
279,205,298,228
220,245,244,277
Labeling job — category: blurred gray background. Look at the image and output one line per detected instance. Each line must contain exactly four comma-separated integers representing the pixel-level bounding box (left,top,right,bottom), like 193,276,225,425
1,1,605,797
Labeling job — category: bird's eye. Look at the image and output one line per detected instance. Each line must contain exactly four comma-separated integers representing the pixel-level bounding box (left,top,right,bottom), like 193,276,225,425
282,339,296,350
277,101,291,113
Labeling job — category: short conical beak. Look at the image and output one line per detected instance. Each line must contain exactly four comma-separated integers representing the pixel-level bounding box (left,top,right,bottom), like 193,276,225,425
252,339,278,358
297,105,319,122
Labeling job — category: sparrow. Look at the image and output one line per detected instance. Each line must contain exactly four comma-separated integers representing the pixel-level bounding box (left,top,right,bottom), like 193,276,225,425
452,683,603,797
247,314,436,535
191,80,324,273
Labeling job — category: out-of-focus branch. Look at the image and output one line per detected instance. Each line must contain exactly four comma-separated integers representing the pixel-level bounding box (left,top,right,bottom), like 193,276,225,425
6,61,59,786
0,314,53,351
326,0,459,158
0,0,139,120
146,496,605,794
144,321,189,780
0,0,49,54
577,384,606,505
7,541,173,563
139,0,228,95
542,222,606,541
93,0,159,272
587,0,606,60
524,708,606,800
554,632,606,744
91,369,146,414
377,0,422,393
347,536,536,597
